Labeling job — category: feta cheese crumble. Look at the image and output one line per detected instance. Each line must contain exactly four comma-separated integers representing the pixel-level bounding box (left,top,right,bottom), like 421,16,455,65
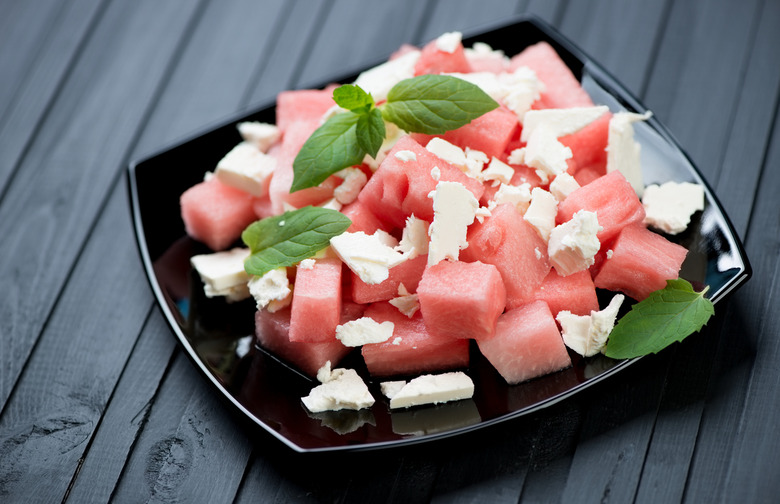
642,181,705,234
214,142,276,197
190,248,251,301
302,364,375,413
237,121,280,152
435,31,462,53
427,181,479,266
523,188,558,241
606,110,653,196
384,372,475,409
330,231,407,284
389,283,420,318
248,267,291,311
521,105,609,142
548,210,602,276
557,294,625,357
333,167,368,205
336,317,395,347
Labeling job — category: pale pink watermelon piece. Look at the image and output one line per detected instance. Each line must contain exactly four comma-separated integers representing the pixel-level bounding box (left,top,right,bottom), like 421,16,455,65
289,258,343,343
417,260,507,341
594,224,688,301
508,42,593,109
352,254,428,304
360,302,470,377
556,170,645,244
478,300,571,384
340,199,385,234
414,38,471,75
411,106,519,159
462,203,551,309
180,177,257,251
267,119,320,214
255,307,352,378
534,269,599,317
560,113,611,180
357,135,484,229
275,86,336,133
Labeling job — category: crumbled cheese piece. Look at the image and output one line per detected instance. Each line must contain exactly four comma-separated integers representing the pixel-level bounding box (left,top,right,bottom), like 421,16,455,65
606,249,614,259
392,337,402,345
557,294,625,357
365,122,405,171
549,172,581,201
427,181,479,266
396,215,429,259
435,31,462,53
479,157,514,186
319,197,342,211
298,259,315,270
336,317,395,347
548,210,602,276
521,105,609,142
389,283,420,318
430,166,441,181
388,372,475,409
474,206,492,224
395,149,417,162
523,126,572,178
373,228,399,248
488,182,532,213
464,148,489,178
190,248,251,300
507,147,525,165
333,167,368,205
642,181,705,234
214,142,276,197
607,111,653,196
237,121,280,152
426,137,467,168
380,380,407,400
523,188,558,241
302,367,375,413
354,50,420,103
500,66,545,119
248,267,291,311
330,231,407,284
445,72,505,102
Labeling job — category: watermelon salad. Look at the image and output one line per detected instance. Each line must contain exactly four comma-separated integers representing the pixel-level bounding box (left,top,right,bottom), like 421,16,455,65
179,32,705,413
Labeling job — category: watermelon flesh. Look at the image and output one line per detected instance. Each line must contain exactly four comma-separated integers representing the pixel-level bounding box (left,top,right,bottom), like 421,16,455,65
535,269,599,317
360,302,470,377
288,258,343,343
417,260,507,341
478,300,571,384
351,254,428,304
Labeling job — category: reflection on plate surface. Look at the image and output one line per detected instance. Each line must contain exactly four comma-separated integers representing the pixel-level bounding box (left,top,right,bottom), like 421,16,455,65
128,15,751,452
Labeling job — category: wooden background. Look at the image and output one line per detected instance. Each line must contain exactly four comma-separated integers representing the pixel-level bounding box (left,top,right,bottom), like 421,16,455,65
1,0,778,502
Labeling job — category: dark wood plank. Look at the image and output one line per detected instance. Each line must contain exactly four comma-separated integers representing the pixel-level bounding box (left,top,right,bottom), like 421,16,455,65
0,187,155,500
0,0,202,411
109,352,252,503
415,0,524,43
0,0,105,198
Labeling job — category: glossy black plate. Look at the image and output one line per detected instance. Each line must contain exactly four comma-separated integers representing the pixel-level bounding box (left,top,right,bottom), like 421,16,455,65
127,15,751,452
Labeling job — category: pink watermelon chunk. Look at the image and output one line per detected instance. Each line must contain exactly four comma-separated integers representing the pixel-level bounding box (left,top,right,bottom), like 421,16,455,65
594,224,688,301
357,135,484,229
417,260,507,341
340,199,385,234
361,302,470,377
413,38,471,75
534,269,599,317
180,177,257,251
352,254,428,304
560,113,611,179
462,203,551,309
275,86,336,133
289,258,343,343
477,300,571,384
556,170,645,244
255,307,352,377
411,106,519,159
508,42,593,109
268,119,319,214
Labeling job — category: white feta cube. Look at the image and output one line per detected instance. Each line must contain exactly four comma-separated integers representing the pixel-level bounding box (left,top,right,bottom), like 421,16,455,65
427,181,479,266
237,121,280,152
642,181,705,234
336,317,395,347
247,267,291,311
214,142,276,197
523,188,558,241
330,231,407,284
557,294,624,357
606,110,653,196
388,372,474,409
548,210,602,276
521,105,609,142
549,172,581,201
302,367,375,413
190,247,251,298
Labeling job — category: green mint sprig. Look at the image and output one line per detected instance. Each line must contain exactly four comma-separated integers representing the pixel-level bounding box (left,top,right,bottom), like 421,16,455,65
241,206,351,277
291,75,499,192
605,279,715,359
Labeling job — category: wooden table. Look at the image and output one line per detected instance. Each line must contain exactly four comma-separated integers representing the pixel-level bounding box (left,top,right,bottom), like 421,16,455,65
1,0,778,502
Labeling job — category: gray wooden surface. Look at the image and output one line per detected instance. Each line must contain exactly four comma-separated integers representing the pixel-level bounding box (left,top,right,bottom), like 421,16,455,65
1,0,778,502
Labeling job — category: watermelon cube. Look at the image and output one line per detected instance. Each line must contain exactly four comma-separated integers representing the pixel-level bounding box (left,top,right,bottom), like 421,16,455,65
560,113,611,179
477,300,571,384
352,254,428,304
180,177,257,251
412,106,519,160
556,170,645,244
413,37,471,75
288,258,343,343
462,203,551,309
340,199,385,235
417,260,506,341
594,224,688,301
360,302,470,377
275,87,336,133
357,135,484,229
535,269,599,317
267,119,319,214
255,307,352,378
508,42,593,109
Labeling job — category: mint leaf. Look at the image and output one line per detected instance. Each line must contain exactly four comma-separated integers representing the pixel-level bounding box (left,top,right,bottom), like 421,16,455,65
241,207,351,277
381,74,499,134
604,279,715,359
291,112,366,192
356,108,385,158
333,84,374,113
